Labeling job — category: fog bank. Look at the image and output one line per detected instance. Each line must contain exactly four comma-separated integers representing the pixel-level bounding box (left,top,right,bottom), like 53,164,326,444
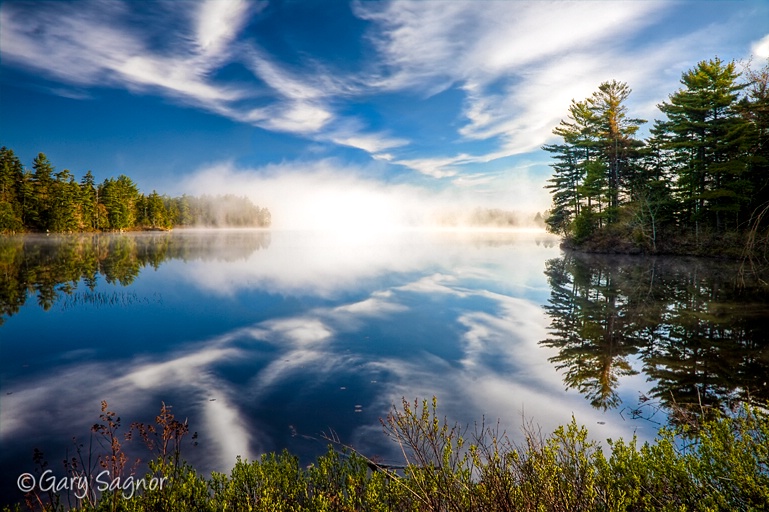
183,160,548,230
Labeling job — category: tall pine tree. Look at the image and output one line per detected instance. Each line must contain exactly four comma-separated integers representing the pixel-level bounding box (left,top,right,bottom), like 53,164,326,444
657,58,749,233
544,82,644,237
31,153,55,230
588,80,646,221
0,147,24,233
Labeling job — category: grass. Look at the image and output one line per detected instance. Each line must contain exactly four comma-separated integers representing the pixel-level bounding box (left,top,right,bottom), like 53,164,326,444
5,397,768,511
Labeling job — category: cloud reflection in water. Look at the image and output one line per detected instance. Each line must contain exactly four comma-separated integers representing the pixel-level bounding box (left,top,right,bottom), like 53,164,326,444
1,229,656,492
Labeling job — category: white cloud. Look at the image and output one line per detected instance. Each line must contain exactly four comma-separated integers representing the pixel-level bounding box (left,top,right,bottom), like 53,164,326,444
196,0,255,56
752,34,769,58
0,1,245,105
393,155,464,178
243,47,331,101
354,0,754,165
244,101,334,134
356,0,662,90
451,173,497,187
393,151,526,179
4,0,760,190
329,132,409,154
0,0,400,158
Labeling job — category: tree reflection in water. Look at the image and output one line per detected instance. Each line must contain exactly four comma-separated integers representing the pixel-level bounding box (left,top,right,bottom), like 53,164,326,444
541,253,769,421
0,231,270,324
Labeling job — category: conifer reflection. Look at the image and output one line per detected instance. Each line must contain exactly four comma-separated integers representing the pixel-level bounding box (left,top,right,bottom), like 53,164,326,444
542,253,769,418
0,231,270,324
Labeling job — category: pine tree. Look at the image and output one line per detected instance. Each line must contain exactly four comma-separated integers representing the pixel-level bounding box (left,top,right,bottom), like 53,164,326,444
1,145,272,232
588,80,646,222
100,175,140,230
543,99,598,234
740,59,769,227
49,168,80,232
31,153,55,230
145,190,169,228
80,171,98,230
626,122,677,250
544,84,644,235
0,147,24,233
657,58,750,233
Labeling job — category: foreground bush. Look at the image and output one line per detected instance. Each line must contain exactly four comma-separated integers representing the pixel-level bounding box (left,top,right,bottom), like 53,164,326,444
6,398,768,511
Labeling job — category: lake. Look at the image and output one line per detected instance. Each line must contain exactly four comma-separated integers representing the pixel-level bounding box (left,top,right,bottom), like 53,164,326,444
1,229,767,504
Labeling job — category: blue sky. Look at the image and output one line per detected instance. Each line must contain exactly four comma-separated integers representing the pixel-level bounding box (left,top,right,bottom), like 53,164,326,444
1,0,768,228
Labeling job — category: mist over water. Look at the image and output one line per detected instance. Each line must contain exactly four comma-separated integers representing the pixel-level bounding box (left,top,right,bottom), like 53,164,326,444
182,160,548,230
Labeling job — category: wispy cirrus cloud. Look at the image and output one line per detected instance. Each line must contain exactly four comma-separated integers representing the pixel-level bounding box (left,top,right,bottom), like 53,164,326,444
354,0,760,176
328,118,410,154
40,2,238,91
393,150,517,179
2,0,764,190
0,0,407,154
196,0,255,57
0,0,250,104
350,0,670,174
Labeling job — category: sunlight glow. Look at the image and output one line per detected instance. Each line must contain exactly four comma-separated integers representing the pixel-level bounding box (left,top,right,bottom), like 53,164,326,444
185,161,549,234
299,189,401,232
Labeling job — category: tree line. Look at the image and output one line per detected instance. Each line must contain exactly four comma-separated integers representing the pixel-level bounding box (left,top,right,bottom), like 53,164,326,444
544,57,769,255
0,147,271,233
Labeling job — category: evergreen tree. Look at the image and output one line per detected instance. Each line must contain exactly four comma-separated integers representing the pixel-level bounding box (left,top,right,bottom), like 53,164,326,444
174,195,193,225
543,142,581,234
543,99,597,234
100,175,140,230
657,58,750,233
0,145,272,233
145,190,169,228
739,59,769,227
544,83,644,235
49,168,80,232
80,171,98,230
626,123,678,250
31,153,55,230
588,80,646,221
0,147,24,233
163,194,181,226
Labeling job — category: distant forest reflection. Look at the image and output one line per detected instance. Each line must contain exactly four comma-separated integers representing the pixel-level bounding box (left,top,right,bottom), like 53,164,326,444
0,230,270,323
542,253,769,420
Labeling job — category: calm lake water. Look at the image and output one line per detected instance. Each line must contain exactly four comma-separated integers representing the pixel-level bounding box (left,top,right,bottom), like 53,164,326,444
1,229,767,503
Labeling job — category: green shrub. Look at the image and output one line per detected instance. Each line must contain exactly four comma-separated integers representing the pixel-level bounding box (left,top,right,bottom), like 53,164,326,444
6,399,768,511
572,208,598,243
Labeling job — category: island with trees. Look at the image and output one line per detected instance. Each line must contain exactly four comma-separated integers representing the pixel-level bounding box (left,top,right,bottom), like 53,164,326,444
0,147,271,233
543,57,769,259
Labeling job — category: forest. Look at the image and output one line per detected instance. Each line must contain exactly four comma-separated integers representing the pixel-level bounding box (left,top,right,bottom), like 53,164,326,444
544,57,769,257
0,147,271,233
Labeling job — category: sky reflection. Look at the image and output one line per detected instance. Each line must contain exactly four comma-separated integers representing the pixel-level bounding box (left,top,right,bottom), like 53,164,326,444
0,229,659,504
